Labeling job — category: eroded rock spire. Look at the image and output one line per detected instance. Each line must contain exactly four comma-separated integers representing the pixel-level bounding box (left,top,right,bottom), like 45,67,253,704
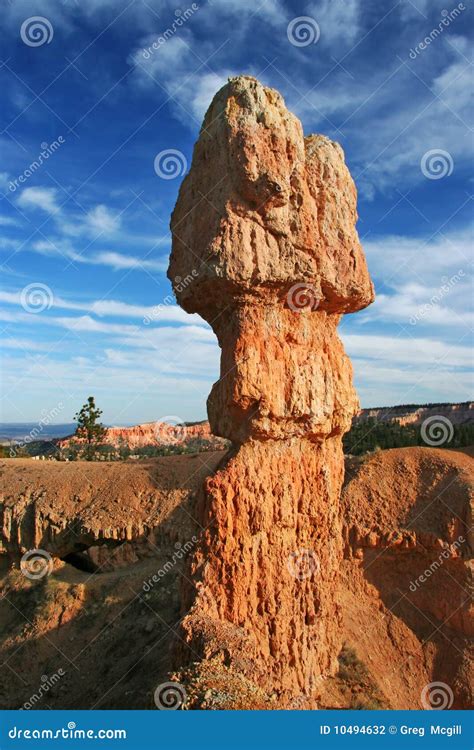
169,75,374,702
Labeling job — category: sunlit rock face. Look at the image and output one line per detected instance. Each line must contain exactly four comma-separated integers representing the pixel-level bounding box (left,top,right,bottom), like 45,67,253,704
169,75,374,700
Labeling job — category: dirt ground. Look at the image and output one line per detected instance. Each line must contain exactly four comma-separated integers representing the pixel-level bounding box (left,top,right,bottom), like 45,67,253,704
0,446,472,710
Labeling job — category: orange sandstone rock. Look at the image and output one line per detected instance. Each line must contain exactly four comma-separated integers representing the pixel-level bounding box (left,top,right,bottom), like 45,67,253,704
169,76,374,700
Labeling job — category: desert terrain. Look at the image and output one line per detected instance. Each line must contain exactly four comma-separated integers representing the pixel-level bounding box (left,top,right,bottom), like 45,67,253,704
0,445,472,710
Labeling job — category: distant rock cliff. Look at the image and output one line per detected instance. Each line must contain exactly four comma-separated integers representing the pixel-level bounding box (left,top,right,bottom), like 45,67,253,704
355,401,473,426
58,420,228,451
54,403,472,454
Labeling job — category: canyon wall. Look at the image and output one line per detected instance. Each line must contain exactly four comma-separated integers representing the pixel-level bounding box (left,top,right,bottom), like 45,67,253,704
355,402,473,427
54,401,473,454
58,420,227,451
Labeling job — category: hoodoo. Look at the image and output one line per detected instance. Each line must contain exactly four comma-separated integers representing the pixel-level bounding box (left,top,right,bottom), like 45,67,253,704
169,76,374,701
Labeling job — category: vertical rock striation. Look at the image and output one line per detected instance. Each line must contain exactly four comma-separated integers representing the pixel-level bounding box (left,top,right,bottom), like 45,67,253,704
169,76,374,700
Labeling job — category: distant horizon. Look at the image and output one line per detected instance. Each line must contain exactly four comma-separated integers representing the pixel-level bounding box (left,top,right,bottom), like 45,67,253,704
1,399,472,430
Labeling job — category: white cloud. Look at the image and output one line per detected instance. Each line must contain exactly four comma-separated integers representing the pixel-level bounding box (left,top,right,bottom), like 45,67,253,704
368,284,473,329
130,35,233,125
309,0,360,46
0,237,21,250
362,225,472,288
344,330,473,407
354,56,473,192
400,0,448,21
17,187,60,214
209,0,287,25
291,38,473,194
0,215,20,227
1,348,214,425
353,359,473,407
0,336,48,352
89,299,200,325
17,188,130,244
343,333,472,368
93,250,165,272
53,315,139,335
352,226,473,332
0,287,206,326
85,204,121,235
32,239,168,273
432,58,473,113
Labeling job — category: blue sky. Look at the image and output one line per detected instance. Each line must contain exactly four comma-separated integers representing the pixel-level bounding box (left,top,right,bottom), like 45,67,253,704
0,0,472,426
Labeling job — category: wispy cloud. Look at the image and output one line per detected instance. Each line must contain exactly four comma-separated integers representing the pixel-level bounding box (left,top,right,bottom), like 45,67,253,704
129,35,234,125
85,204,121,235
0,288,206,325
17,186,60,214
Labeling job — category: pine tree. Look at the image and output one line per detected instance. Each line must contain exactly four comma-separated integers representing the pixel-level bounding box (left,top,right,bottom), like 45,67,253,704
74,396,106,460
